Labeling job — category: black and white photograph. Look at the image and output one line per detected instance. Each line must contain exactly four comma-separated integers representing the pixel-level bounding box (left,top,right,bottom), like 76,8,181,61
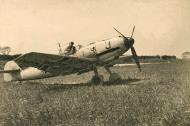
0,0,190,125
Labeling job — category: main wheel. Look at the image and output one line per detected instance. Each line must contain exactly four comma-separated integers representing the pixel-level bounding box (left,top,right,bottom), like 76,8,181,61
109,73,121,82
91,75,104,85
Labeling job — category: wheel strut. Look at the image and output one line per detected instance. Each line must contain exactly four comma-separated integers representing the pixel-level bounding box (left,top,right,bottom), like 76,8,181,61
104,66,121,82
91,64,104,84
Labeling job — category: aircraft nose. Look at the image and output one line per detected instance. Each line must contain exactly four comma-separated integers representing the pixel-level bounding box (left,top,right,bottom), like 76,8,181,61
124,37,134,49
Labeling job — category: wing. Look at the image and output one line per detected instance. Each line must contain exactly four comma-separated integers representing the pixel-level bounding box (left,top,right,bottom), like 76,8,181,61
14,52,97,74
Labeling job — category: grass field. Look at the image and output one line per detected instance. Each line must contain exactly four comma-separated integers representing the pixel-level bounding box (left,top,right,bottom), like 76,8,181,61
0,61,190,126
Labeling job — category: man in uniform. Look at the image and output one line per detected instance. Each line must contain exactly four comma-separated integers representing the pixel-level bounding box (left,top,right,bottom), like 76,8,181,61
64,41,76,55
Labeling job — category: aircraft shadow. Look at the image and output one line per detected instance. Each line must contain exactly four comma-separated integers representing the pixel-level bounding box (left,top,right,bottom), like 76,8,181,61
42,78,142,92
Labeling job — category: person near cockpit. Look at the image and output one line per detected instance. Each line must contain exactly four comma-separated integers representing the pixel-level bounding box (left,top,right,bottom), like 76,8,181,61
64,41,76,55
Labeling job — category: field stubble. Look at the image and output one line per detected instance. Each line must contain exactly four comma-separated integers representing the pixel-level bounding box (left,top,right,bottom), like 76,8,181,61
0,61,190,125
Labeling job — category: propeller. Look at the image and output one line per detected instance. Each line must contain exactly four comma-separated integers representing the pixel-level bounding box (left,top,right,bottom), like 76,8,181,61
131,46,141,72
113,27,126,38
113,26,141,72
131,26,135,38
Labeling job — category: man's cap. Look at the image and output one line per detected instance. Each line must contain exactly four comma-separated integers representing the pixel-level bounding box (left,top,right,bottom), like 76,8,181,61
70,41,74,45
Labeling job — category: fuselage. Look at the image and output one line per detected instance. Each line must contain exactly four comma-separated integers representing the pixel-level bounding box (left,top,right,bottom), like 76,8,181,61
3,36,129,82
75,36,127,61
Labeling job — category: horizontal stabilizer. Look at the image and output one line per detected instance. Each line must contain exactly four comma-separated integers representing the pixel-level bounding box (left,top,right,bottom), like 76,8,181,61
0,69,20,73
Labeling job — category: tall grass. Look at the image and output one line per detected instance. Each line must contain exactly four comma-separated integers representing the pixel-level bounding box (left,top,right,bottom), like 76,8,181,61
0,61,190,125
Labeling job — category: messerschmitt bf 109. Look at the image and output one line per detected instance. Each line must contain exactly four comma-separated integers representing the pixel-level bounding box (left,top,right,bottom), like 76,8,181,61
0,26,141,84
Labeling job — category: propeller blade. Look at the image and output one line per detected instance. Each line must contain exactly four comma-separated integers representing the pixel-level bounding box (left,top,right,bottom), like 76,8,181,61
131,46,141,72
131,26,135,38
113,27,126,38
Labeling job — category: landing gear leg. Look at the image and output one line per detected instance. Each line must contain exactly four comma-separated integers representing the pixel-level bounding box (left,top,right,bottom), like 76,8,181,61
104,66,121,82
91,65,104,85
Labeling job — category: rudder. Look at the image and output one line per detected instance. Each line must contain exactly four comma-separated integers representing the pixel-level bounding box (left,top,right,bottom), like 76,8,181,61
3,61,21,82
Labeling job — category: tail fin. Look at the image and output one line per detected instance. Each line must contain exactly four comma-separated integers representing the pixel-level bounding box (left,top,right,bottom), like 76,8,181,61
2,61,21,82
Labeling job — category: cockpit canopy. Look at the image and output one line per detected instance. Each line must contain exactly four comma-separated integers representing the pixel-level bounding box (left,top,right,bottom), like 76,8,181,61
58,42,83,55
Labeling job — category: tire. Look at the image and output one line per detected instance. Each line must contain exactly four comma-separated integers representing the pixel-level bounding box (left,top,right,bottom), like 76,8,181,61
91,75,104,85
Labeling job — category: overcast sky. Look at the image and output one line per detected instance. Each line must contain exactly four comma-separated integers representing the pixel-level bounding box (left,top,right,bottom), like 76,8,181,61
0,0,189,57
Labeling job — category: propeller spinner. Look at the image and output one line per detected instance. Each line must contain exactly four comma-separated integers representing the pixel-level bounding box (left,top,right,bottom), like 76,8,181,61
113,26,141,72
